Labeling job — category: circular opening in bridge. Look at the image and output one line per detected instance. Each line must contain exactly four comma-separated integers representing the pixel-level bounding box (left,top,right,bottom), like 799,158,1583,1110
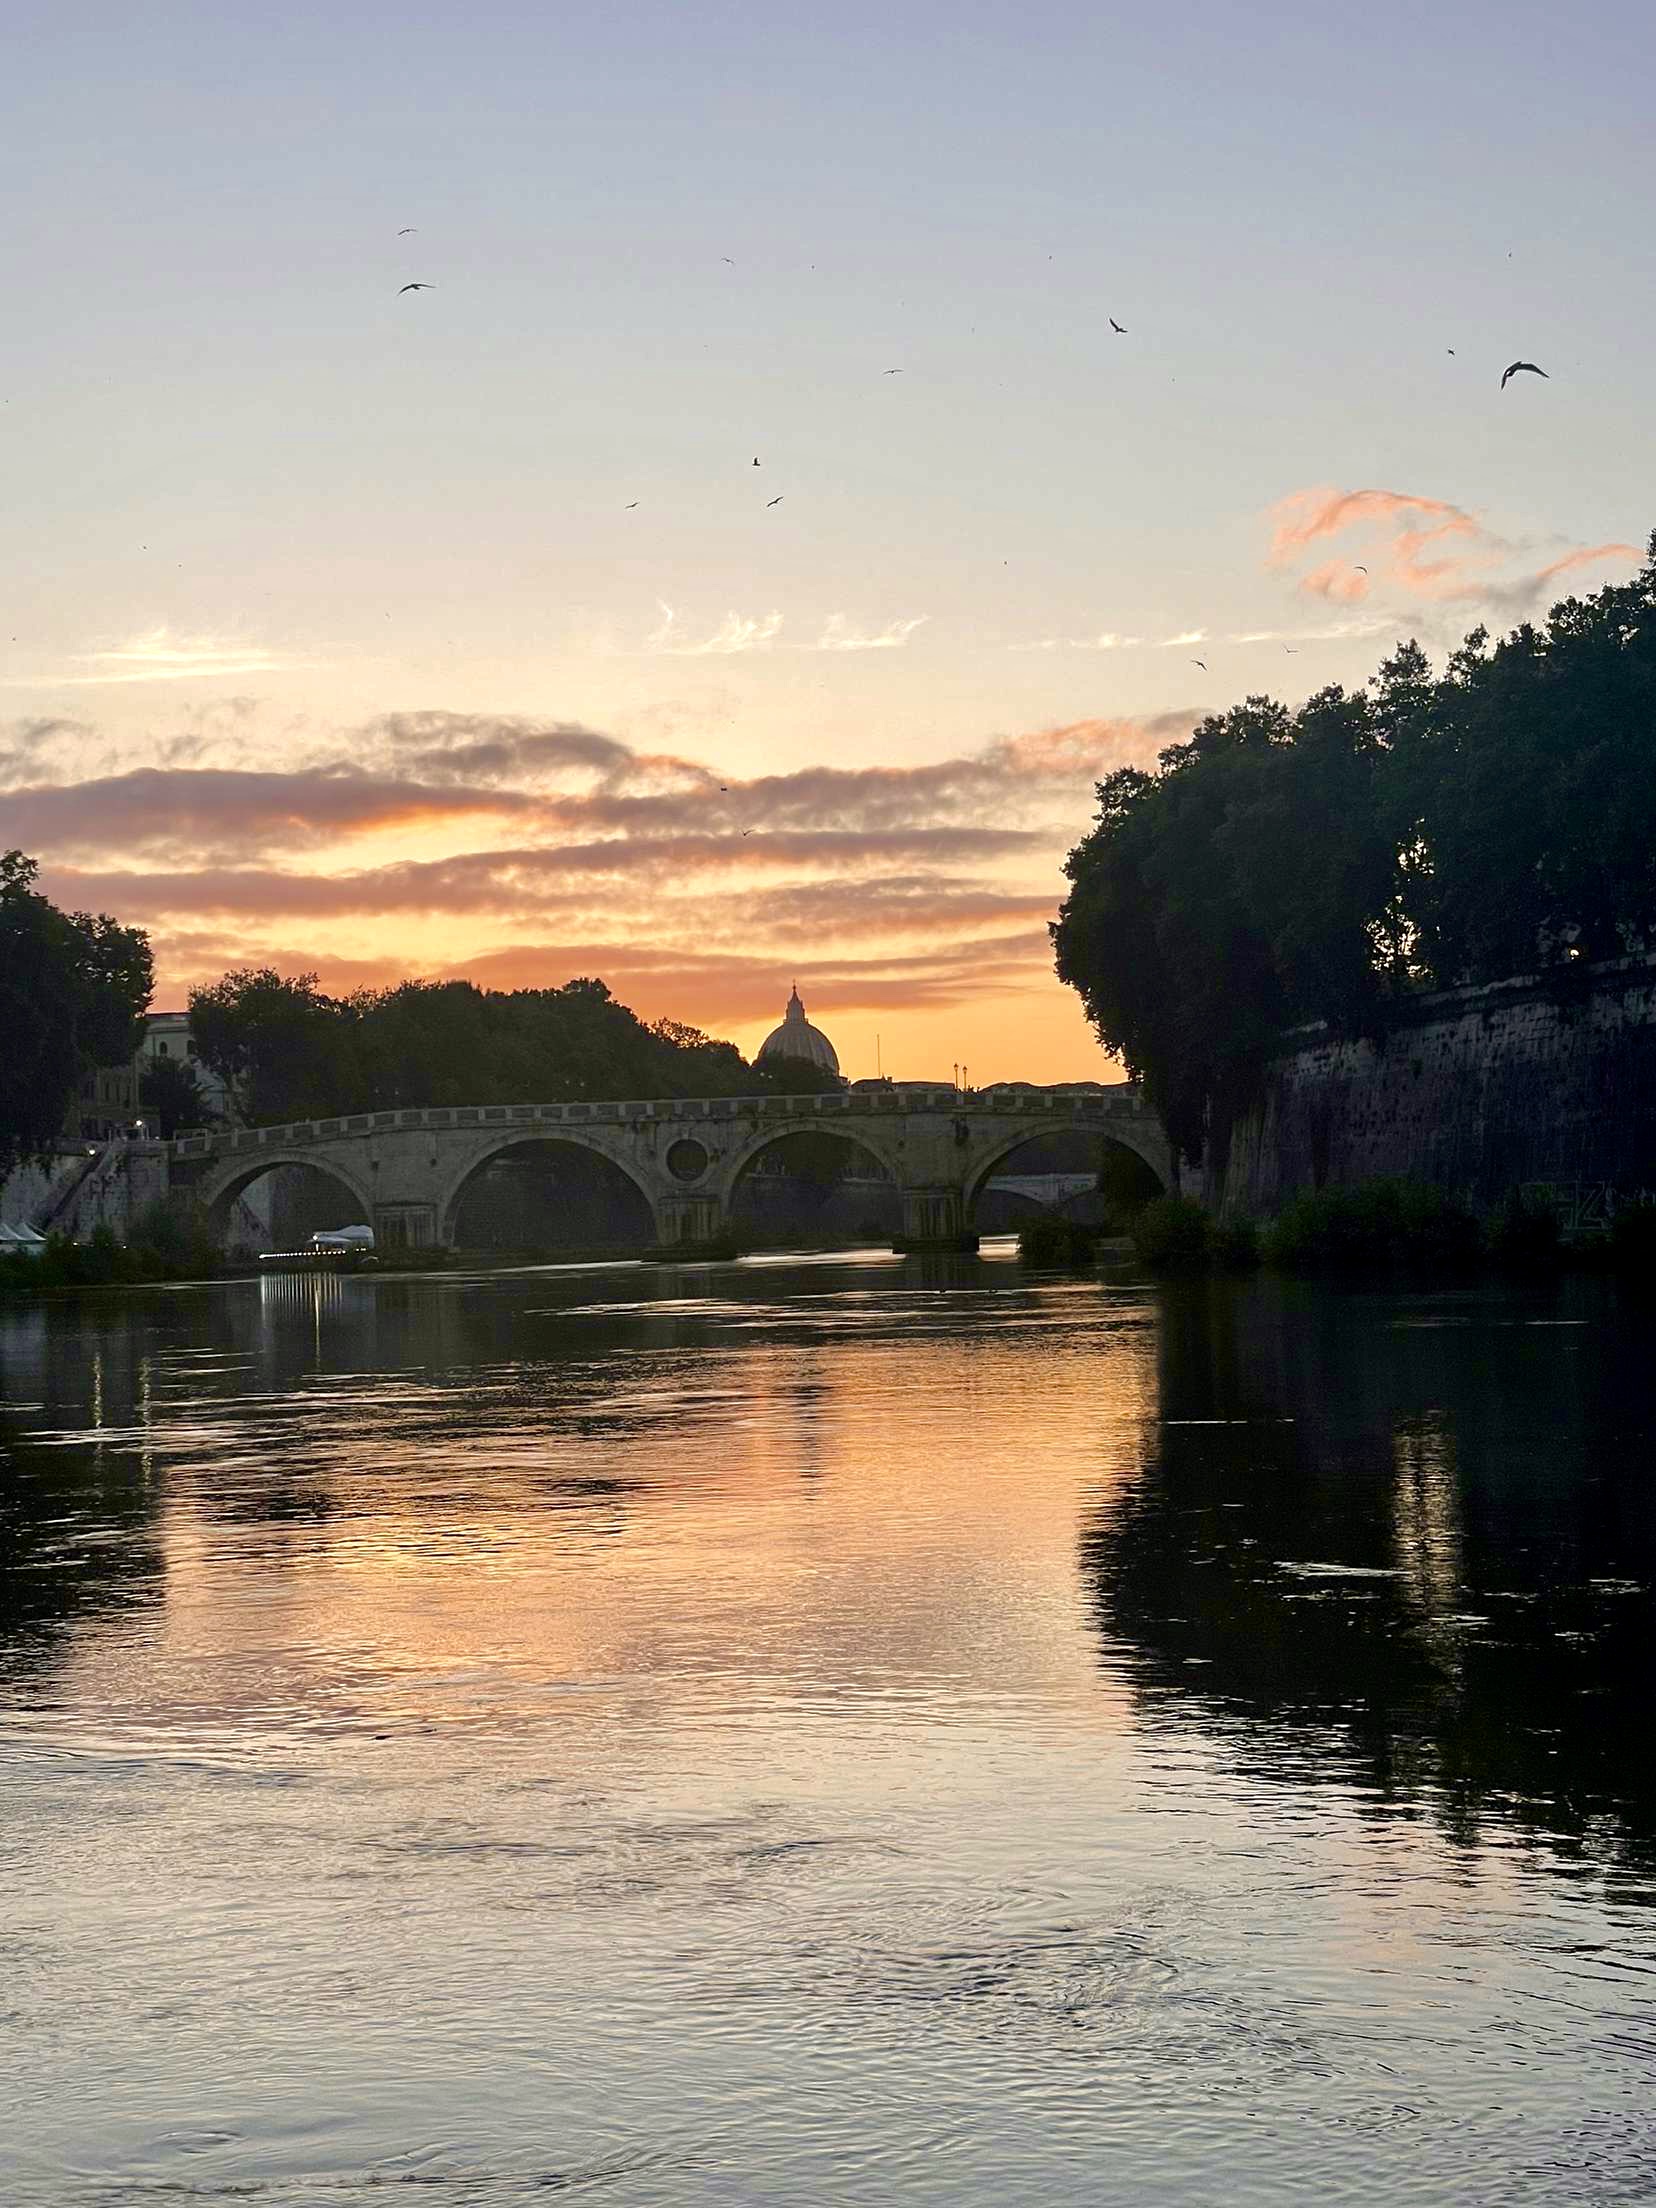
970,1131,1164,1235
209,1162,371,1258
728,1129,899,1250
665,1137,710,1184
447,1138,654,1256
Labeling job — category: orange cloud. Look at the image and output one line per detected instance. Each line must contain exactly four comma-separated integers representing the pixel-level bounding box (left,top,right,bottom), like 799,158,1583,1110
16,706,1184,1074
1268,487,1641,619
1299,560,1372,604
1268,487,1479,566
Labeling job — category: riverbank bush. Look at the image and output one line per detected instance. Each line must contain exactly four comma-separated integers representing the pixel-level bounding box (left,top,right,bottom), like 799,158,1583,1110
0,1215,225,1296
1263,1179,1481,1272
1609,1200,1656,1269
1017,1214,1103,1265
1488,1190,1564,1269
1131,1194,1216,1270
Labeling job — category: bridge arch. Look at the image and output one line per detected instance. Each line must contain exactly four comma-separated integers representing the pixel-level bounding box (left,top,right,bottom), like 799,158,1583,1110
714,1117,904,1207
195,1150,378,1252
964,1118,1168,1224
436,1128,664,1250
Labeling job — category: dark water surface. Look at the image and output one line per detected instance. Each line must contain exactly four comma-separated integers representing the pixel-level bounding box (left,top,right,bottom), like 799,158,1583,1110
3,1248,1654,2205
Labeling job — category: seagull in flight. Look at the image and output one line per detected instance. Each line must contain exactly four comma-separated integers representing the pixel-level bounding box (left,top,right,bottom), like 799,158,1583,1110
883,367,903,374
1190,658,1207,670
625,501,638,509
398,282,434,293
721,256,735,264
767,496,784,507
1501,360,1548,387
397,227,417,235
1109,318,1127,334
1284,647,1299,655
1354,564,1368,574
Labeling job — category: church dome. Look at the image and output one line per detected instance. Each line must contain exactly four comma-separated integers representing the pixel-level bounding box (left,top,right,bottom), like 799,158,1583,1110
756,985,840,1075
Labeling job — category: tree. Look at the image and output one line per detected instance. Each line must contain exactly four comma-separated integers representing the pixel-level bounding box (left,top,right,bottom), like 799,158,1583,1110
0,851,153,1178
189,969,358,1124
140,1055,219,1138
1052,534,1656,1165
184,964,813,1124
750,1052,848,1095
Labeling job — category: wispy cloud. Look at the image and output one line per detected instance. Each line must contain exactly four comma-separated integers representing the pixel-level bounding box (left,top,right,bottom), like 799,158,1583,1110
1226,618,1393,645
1012,627,1204,654
0,628,302,689
815,614,928,652
646,606,927,655
1267,486,1640,618
647,603,785,656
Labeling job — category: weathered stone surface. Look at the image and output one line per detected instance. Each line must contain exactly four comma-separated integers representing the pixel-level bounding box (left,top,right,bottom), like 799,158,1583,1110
1212,958,1656,1216
165,1086,1173,1252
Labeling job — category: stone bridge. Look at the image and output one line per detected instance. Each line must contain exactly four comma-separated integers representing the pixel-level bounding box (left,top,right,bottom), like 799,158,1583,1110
168,1086,1172,1254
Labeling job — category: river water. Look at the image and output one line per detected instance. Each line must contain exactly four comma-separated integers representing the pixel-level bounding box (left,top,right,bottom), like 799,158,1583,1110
2,1247,1654,2205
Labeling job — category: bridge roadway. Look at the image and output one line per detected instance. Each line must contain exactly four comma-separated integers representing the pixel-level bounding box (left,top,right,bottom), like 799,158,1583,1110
169,1084,1173,1254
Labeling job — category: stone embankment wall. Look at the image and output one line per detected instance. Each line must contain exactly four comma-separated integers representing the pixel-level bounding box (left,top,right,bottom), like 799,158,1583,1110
0,1141,171,1241
1212,958,1656,1219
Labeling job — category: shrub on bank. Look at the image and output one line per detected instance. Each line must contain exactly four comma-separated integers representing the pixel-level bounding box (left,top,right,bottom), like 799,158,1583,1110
0,1209,226,1296
1488,1189,1563,1269
1263,1179,1481,1272
1609,1198,1656,1269
1018,1213,1102,1266
1131,1194,1216,1271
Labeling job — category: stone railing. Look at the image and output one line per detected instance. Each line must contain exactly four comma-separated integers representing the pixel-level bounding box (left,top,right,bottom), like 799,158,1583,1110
170,1085,1145,1159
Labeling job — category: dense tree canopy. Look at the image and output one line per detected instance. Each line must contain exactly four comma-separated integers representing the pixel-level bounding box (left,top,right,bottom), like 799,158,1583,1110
0,851,153,1177
188,971,843,1124
1054,535,1656,1163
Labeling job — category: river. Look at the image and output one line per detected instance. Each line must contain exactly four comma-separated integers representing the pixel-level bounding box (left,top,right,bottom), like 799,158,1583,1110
2,1246,1653,2205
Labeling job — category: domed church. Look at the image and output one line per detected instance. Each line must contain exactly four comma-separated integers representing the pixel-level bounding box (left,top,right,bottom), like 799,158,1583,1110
755,985,840,1076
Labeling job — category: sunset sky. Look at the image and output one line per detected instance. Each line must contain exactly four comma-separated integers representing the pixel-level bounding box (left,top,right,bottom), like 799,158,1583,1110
3,0,1652,1082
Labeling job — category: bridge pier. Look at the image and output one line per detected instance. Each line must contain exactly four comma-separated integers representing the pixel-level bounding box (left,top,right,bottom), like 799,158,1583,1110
374,1200,440,1250
894,1184,977,1254
650,1190,735,1259
172,1088,1172,1265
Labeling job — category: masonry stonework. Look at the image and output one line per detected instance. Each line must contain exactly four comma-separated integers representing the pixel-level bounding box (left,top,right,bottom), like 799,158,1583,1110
1212,958,1656,1218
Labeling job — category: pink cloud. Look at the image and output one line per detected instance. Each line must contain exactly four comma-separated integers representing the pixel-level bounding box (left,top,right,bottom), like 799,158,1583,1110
1268,488,1479,566
1299,560,1372,604
1267,487,1641,619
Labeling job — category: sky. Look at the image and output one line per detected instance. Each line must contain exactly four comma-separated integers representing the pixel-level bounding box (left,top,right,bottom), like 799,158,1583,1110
2,0,1652,1083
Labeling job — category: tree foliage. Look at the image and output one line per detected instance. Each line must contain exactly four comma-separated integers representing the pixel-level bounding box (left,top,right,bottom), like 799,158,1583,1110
188,970,845,1124
1053,538,1656,1162
139,1055,219,1138
0,852,153,1178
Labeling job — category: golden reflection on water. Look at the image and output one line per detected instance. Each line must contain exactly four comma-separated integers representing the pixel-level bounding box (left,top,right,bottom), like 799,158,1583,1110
66,1265,1162,1745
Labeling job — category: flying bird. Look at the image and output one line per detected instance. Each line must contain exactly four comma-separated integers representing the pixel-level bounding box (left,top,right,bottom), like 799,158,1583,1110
767,496,784,507
398,282,433,293
1109,318,1127,334
752,456,761,466
721,256,735,264
1447,348,1455,355
1501,359,1548,388
883,367,903,374
397,227,417,235
1354,564,1368,574
1191,658,1207,670
1284,647,1299,655
625,501,638,509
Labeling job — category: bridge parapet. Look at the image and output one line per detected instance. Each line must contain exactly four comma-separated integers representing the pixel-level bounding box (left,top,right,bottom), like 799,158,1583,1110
168,1083,1169,1255
169,1083,1152,1164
